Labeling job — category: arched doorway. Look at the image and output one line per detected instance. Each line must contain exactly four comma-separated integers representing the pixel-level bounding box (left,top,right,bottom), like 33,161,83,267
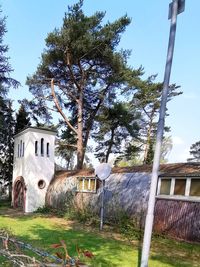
13,177,26,211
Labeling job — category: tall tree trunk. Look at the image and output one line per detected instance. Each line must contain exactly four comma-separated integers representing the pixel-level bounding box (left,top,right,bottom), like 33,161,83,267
77,90,84,170
105,128,115,163
143,107,156,164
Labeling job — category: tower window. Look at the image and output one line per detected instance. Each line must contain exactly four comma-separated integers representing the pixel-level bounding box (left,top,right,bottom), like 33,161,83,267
20,140,22,157
35,141,38,156
41,138,44,156
38,179,46,189
46,143,49,157
22,142,25,157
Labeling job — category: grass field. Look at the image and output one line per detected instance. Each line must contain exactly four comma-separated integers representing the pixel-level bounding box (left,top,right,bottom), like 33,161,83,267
0,200,199,267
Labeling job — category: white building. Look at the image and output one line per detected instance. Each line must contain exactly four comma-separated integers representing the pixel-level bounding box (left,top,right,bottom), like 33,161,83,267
12,127,56,212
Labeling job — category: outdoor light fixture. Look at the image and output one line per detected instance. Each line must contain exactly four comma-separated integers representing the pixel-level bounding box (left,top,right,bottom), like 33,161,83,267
95,163,112,230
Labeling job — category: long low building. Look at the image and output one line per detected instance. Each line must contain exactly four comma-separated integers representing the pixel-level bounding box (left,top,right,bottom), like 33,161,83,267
46,163,200,243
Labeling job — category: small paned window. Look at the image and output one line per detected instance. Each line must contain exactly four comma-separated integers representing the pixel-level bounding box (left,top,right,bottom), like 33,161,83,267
160,179,171,195
174,179,186,195
41,138,44,156
190,179,200,197
35,141,38,156
77,177,97,193
46,143,49,157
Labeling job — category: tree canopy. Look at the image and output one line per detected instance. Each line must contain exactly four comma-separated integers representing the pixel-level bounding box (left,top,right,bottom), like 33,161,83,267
24,0,143,169
187,141,200,162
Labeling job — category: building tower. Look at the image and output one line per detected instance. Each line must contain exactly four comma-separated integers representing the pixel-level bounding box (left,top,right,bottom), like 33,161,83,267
12,127,56,212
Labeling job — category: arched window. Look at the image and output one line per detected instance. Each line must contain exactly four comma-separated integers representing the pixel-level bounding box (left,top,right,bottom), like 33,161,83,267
20,140,22,157
41,138,44,156
46,143,49,157
35,141,38,156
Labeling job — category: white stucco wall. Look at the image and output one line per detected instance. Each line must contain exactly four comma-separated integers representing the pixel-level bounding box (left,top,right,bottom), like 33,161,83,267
13,127,56,212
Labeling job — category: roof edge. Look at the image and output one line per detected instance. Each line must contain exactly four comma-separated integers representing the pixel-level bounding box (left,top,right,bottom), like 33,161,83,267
14,126,57,138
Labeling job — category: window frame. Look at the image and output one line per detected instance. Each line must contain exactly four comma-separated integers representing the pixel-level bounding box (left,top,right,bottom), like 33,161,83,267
76,176,97,193
157,176,200,201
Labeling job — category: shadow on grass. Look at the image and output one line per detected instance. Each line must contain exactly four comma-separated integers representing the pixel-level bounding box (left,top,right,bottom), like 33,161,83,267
1,210,200,267
2,215,133,267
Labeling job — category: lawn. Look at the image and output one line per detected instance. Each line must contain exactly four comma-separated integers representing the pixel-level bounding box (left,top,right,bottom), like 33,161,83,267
0,201,199,267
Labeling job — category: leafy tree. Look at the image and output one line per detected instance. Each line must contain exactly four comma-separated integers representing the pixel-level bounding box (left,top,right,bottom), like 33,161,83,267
14,104,31,134
187,141,200,162
24,0,142,169
93,102,140,162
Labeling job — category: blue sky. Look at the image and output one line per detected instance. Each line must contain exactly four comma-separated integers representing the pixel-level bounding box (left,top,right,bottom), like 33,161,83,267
1,0,200,163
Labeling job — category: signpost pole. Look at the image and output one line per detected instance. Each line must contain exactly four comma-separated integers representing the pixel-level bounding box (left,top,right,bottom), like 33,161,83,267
140,1,185,266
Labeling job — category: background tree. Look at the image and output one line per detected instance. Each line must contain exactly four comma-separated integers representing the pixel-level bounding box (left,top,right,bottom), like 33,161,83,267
129,75,181,164
56,126,76,170
24,0,142,169
0,8,19,196
93,102,140,162
0,99,15,198
187,141,200,162
0,9,19,92
14,104,31,134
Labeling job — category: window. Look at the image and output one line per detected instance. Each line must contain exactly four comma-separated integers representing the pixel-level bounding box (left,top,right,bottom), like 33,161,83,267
174,179,186,195
190,179,200,197
158,177,200,199
20,140,22,157
41,138,44,156
35,141,38,156
38,180,46,189
77,177,97,193
18,144,20,157
160,179,171,195
22,142,25,157
46,143,49,157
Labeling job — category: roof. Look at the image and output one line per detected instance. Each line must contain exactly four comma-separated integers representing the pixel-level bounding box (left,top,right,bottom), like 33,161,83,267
113,163,200,177
14,126,57,138
53,163,200,184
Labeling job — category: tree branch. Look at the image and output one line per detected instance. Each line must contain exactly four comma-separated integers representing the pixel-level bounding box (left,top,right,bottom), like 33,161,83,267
51,79,78,134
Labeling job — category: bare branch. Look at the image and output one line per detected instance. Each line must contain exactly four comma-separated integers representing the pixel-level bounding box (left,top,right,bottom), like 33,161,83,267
51,79,78,134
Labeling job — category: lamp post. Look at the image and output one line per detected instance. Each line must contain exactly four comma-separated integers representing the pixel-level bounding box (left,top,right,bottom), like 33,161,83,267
95,163,111,230
140,1,185,267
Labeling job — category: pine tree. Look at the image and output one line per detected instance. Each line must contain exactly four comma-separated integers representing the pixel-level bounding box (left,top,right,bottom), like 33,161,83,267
0,8,19,195
0,99,15,198
93,102,140,163
187,141,200,162
15,104,31,134
23,0,142,169
0,9,19,92
130,75,181,164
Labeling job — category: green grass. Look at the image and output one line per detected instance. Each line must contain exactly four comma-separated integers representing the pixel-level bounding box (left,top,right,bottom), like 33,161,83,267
0,202,199,267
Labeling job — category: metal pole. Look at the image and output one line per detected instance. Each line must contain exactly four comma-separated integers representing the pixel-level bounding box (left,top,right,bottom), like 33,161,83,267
100,180,105,230
140,1,183,266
